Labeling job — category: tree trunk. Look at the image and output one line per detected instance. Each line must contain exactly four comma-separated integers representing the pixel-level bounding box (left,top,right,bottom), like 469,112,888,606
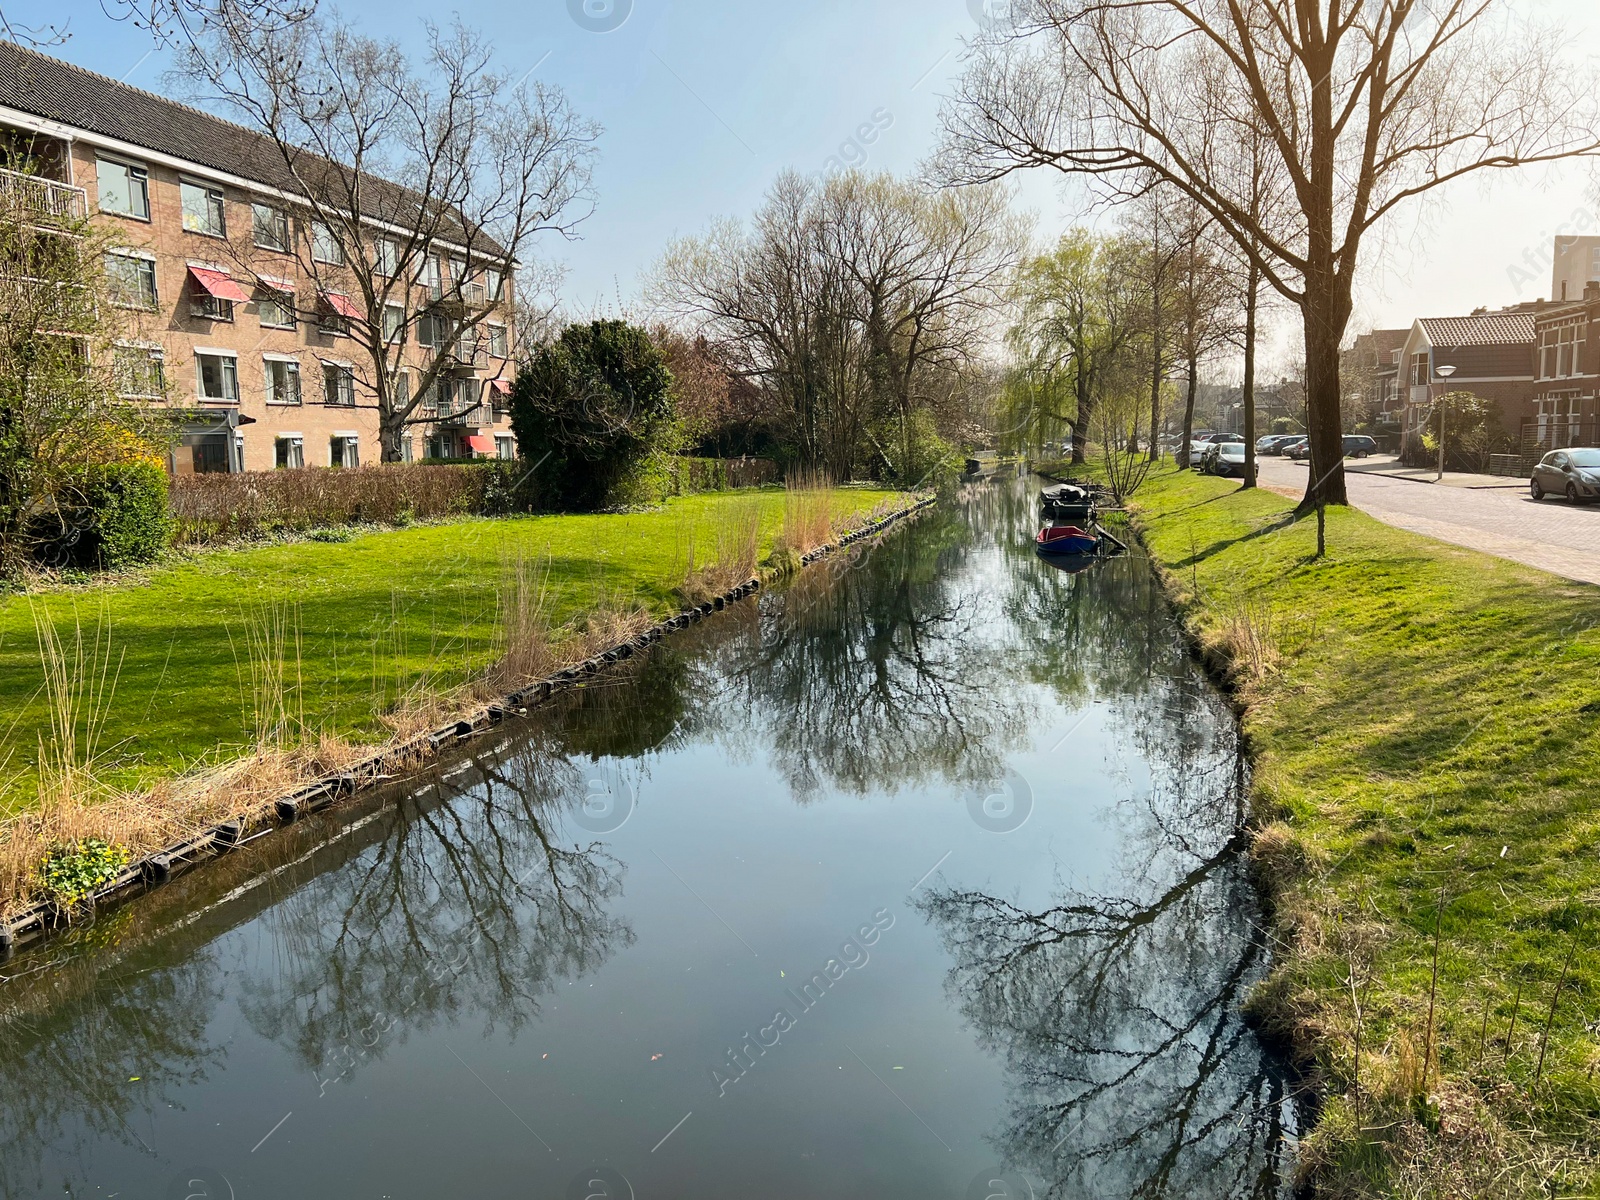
1301,284,1351,507
1241,262,1259,489
1070,366,1091,464
1148,323,1163,463
1180,353,1198,469
379,409,407,463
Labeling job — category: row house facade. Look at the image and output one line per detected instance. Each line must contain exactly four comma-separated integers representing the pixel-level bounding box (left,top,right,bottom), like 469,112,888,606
1528,281,1600,452
0,41,517,474
1395,308,1540,457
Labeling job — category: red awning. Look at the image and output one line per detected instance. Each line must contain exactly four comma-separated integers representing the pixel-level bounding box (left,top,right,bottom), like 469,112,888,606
466,435,494,454
489,379,512,395
321,292,362,320
188,266,250,303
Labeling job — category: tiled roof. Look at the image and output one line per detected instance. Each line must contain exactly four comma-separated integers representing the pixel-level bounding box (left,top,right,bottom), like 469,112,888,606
1418,313,1537,347
0,40,502,255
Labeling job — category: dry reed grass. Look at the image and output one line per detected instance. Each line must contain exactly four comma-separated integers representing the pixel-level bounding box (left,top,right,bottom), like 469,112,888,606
0,557,653,921
780,468,836,554
680,497,762,604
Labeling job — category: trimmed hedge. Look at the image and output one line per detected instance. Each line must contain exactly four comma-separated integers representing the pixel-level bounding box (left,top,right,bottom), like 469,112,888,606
29,461,173,571
167,462,522,546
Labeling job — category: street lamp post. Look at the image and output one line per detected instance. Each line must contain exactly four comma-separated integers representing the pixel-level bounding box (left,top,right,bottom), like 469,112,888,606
1433,364,1456,480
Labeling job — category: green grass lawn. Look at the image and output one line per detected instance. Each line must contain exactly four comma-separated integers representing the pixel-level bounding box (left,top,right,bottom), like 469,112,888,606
0,487,900,817
1118,466,1600,1197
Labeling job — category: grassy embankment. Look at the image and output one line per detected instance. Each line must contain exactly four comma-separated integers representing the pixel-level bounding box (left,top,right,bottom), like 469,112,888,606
0,485,902,910
1102,464,1600,1197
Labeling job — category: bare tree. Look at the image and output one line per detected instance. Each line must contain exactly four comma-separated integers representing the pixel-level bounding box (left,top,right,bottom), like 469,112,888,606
942,0,1600,507
653,170,1023,480
176,10,599,460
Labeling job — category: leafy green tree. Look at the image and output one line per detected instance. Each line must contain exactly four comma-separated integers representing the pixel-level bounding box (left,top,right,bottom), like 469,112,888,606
1007,231,1142,464
509,320,678,511
0,171,166,578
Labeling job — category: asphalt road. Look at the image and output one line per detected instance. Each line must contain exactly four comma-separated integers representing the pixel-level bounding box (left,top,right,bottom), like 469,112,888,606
1253,455,1600,586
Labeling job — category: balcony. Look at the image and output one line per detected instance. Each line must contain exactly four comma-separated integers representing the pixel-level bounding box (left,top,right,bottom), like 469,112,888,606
0,167,87,222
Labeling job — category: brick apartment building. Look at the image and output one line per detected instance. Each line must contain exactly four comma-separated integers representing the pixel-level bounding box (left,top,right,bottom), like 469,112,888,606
0,41,518,474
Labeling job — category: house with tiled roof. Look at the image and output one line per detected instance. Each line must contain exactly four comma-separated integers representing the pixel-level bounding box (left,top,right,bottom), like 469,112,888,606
1394,306,1540,459
0,40,517,473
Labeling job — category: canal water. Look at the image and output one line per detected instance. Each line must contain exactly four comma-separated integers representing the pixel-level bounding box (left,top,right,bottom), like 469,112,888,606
0,477,1293,1200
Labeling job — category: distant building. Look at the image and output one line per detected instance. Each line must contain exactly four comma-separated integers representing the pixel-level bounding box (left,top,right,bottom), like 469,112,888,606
0,40,518,474
1395,307,1540,457
1529,281,1600,453
1342,328,1408,431
1552,235,1600,305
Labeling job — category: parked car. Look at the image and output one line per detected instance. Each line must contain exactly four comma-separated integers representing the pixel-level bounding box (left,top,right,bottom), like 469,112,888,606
1530,447,1600,502
1207,441,1249,477
1342,434,1378,458
1256,433,1301,455
1285,437,1311,460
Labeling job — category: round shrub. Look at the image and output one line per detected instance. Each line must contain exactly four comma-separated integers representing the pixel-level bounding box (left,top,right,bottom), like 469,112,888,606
79,460,173,568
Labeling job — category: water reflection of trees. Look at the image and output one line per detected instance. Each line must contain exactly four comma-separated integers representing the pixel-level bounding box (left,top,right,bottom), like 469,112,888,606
0,950,224,1199
238,739,634,1075
919,500,1293,1197
0,737,633,1199
708,511,1035,800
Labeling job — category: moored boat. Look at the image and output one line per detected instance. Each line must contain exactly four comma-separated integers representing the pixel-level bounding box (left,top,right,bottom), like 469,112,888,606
1035,524,1100,556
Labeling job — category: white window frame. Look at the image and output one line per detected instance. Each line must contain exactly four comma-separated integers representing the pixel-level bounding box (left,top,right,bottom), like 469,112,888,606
257,281,296,330
486,322,508,358
495,434,515,461
194,348,240,403
374,237,399,277
264,354,302,406
383,303,405,342
112,341,165,399
105,250,159,310
252,202,290,252
322,360,356,407
96,154,149,221
311,221,345,265
275,434,305,469
330,433,359,468
180,178,227,238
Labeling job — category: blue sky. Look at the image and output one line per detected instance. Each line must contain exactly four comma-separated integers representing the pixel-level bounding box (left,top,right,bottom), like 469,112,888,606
11,0,1600,356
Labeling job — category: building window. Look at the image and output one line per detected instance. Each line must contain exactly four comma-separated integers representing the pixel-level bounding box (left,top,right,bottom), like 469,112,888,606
383,303,405,342
258,287,296,329
265,358,302,405
196,351,239,402
1541,324,1585,379
252,203,290,252
495,434,515,460
330,435,359,468
401,435,414,463
486,268,503,303
96,156,149,220
1409,352,1429,387
312,221,345,265
374,237,399,276
416,310,448,348
486,323,508,358
323,362,356,407
275,435,304,468
421,253,443,300
190,290,233,322
180,179,226,238
106,252,158,309
112,344,165,398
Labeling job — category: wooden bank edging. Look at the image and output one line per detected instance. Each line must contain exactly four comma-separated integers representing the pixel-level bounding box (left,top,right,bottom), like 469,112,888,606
0,495,936,960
